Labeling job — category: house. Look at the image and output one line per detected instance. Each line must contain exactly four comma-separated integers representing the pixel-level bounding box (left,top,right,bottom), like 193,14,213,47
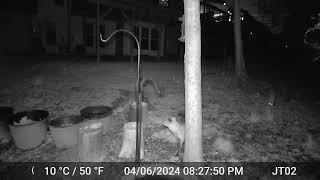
34,0,180,58
0,1,40,56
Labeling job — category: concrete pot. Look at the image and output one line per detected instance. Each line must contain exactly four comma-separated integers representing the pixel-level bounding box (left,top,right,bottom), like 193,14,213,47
8,110,49,150
49,115,84,149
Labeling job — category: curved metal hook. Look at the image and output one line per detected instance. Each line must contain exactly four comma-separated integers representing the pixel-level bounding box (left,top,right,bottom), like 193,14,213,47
140,79,162,98
100,29,143,162
100,29,141,100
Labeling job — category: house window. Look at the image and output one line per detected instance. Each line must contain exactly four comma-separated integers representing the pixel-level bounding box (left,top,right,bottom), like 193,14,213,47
84,23,94,47
141,27,149,50
33,22,41,34
54,0,64,6
134,26,139,37
133,26,139,49
32,21,41,39
132,25,161,51
46,22,56,45
151,28,159,50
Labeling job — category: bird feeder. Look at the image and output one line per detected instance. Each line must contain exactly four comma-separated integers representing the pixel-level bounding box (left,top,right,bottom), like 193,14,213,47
178,15,185,42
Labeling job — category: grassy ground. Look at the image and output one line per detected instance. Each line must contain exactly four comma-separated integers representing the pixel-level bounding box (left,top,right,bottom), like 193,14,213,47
0,56,319,162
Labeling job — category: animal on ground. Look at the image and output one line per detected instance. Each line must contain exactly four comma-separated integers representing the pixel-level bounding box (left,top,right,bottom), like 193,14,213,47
163,117,185,156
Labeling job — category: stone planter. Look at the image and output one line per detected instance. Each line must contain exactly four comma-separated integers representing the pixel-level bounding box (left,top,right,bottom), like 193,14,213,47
49,115,84,149
8,110,49,150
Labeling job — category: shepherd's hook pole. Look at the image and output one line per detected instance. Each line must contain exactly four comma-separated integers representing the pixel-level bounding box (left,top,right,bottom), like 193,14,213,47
100,29,142,162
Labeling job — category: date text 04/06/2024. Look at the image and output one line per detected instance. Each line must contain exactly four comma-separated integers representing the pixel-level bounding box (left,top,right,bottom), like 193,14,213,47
123,166,244,176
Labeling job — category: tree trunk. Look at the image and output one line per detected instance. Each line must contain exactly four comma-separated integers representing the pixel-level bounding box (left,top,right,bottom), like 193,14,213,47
233,0,247,79
183,0,203,162
96,0,100,63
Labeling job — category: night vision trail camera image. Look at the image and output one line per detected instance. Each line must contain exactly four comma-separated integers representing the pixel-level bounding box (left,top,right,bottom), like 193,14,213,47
0,0,319,179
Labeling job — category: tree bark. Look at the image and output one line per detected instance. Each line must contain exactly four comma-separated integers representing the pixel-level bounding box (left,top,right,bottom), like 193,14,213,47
233,0,247,79
183,0,203,162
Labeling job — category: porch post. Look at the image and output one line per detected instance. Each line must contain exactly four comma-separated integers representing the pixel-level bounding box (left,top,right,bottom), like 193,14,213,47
67,0,71,53
96,0,100,63
130,9,135,63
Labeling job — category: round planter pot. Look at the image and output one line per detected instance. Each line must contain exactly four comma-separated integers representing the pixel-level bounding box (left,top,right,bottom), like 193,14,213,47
8,110,49,150
49,115,84,149
80,106,113,134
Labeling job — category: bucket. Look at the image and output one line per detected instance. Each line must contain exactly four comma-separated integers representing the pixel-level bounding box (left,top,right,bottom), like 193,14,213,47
80,106,113,134
78,121,104,162
49,115,84,149
8,110,49,150
0,107,14,142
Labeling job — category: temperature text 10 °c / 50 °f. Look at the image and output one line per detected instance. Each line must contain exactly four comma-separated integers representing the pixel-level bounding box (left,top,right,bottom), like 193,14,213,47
44,166,104,176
